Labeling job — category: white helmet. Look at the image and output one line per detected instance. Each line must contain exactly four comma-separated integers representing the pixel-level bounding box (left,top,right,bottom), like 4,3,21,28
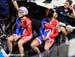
18,6,28,15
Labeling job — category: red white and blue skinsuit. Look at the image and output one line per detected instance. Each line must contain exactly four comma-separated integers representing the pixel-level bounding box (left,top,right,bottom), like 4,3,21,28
35,18,59,44
16,17,32,42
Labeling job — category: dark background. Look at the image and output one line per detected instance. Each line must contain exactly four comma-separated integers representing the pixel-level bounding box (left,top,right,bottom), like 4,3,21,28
2,0,75,57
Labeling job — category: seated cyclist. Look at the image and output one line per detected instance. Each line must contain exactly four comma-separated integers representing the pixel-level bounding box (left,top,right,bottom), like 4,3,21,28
31,9,59,57
7,7,32,57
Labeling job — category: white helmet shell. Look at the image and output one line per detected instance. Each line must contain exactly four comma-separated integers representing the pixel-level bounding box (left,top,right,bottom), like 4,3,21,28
18,6,28,15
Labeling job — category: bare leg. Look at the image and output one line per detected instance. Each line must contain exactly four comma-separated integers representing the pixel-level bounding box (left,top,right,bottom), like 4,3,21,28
61,27,68,37
18,39,25,57
61,26,70,44
31,39,41,54
44,40,54,57
7,35,14,53
7,34,20,53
